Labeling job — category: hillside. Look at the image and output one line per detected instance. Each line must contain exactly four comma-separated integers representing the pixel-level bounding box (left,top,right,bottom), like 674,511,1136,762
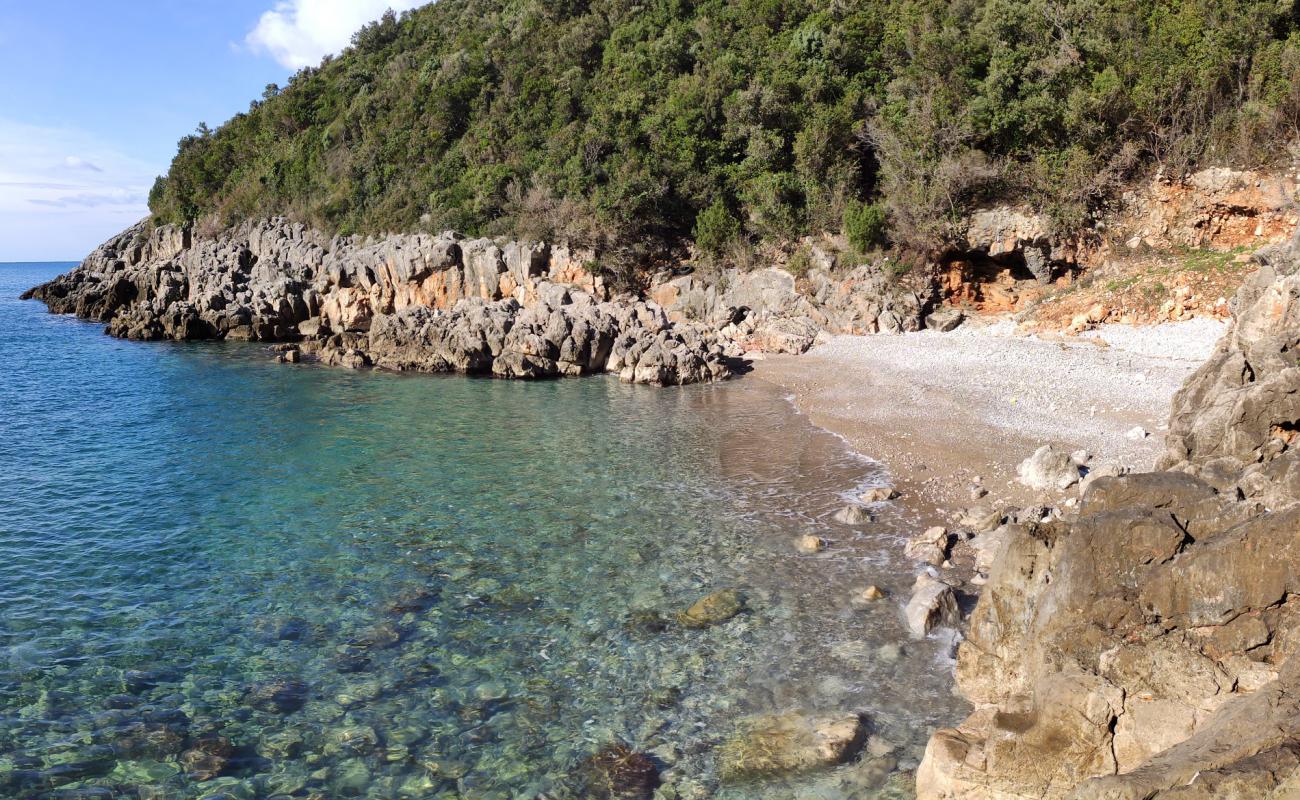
149,0,1300,268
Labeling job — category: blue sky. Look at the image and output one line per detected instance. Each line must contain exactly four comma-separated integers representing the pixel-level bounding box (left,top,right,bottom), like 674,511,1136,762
0,1,425,261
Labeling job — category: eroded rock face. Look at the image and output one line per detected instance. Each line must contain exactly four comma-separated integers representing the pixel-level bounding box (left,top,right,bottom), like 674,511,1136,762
918,240,1300,798
649,260,939,352
1160,237,1300,508
22,219,734,386
961,208,1075,284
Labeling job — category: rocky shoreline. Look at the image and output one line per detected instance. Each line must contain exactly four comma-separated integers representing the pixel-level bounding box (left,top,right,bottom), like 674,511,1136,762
906,238,1300,798
21,220,741,386
23,205,1300,796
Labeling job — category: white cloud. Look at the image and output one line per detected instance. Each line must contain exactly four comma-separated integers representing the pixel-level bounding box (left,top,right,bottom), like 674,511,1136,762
63,156,103,173
246,0,425,70
0,119,157,261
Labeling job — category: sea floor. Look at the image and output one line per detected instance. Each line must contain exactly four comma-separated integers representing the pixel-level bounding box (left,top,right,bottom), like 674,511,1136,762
0,263,966,799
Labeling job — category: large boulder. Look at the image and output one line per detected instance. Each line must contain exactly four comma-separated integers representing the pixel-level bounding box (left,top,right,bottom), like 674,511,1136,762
1016,445,1082,492
905,574,960,637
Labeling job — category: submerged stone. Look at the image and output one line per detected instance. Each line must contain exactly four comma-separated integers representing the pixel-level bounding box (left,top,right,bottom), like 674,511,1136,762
677,589,746,628
833,504,873,525
347,621,405,650
326,725,379,757
718,712,867,781
179,735,233,782
580,744,660,799
245,679,309,714
474,681,509,702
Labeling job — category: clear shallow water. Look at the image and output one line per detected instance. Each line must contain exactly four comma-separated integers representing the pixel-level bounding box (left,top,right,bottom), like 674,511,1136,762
0,262,964,800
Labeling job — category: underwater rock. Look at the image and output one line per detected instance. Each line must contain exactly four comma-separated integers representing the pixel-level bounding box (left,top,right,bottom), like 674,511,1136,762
677,589,746,628
179,735,233,781
474,681,509,702
245,679,309,714
580,744,661,799
347,621,405,650
332,646,372,673
122,669,170,694
107,722,187,760
718,712,866,781
334,678,382,708
624,609,671,634
257,729,304,760
251,616,309,642
384,586,439,614
325,725,379,757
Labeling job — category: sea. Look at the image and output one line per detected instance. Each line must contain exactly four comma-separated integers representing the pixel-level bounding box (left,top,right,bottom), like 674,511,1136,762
0,262,965,800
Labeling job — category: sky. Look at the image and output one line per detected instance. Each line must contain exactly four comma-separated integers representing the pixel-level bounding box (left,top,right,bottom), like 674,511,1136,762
0,0,425,261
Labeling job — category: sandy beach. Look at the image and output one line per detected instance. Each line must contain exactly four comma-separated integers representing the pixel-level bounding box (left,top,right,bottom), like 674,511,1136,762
752,317,1228,518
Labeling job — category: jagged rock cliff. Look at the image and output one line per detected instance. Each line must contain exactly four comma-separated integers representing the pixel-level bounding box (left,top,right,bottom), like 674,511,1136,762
918,237,1300,798
23,219,737,385
24,218,946,382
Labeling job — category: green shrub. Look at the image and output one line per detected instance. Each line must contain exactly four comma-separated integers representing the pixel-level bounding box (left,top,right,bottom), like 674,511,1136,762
844,201,889,253
693,201,741,259
786,246,815,278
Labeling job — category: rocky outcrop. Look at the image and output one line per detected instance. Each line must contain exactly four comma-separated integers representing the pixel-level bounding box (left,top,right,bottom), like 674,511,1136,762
918,239,1300,798
648,259,940,353
23,219,734,386
1160,236,1300,508
961,207,1080,284
1121,168,1300,253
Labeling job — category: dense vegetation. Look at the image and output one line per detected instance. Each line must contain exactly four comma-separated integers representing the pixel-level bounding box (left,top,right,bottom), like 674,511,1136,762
150,0,1300,264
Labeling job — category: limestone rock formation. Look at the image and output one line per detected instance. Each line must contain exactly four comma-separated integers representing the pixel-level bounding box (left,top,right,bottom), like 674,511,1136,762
1160,236,1300,508
918,239,1300,798
904,527,952,567
22,219,734,386
961,207,1078,284
649,260,939,350
905,574,960,638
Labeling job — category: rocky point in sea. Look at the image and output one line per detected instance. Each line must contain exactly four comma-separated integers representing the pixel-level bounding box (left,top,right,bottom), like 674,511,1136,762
21,218,743,385
917,234,1300,798
22,214,963,384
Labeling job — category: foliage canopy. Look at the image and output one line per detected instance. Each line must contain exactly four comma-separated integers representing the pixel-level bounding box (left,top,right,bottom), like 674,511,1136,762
149,0,1300,257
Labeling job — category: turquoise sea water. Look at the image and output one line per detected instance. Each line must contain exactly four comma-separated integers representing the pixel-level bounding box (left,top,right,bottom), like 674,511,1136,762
0,262,964,800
